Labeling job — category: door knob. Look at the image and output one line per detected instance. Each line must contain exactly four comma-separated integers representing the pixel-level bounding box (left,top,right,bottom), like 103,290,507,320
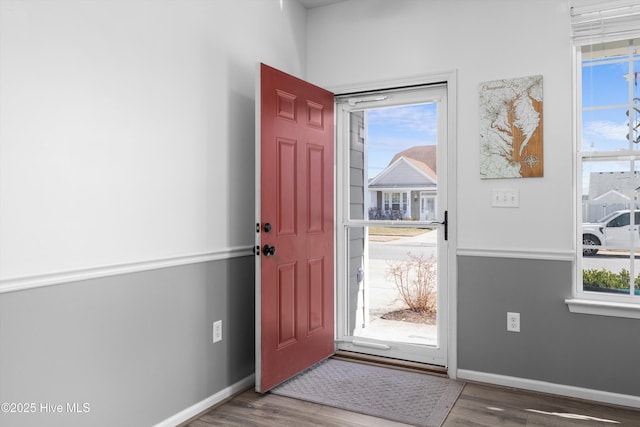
263,223,272,233
262,244,276,256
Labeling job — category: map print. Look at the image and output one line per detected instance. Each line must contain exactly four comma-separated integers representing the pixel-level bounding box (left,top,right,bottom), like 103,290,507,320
479,75,543,179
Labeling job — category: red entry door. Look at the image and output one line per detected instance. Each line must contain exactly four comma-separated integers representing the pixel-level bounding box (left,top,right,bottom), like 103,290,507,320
255,64,334,392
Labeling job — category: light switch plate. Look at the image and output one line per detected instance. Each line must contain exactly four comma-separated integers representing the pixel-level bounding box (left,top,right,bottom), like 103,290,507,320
492,188,519,208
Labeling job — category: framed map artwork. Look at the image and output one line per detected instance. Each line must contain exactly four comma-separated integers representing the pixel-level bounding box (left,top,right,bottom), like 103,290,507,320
479,75,543,179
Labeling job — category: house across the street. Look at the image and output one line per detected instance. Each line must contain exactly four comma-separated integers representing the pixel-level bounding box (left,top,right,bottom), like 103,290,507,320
368,145,437,221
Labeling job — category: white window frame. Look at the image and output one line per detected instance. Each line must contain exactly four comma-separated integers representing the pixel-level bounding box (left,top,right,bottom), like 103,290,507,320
567,0,640,318
382,191,409,213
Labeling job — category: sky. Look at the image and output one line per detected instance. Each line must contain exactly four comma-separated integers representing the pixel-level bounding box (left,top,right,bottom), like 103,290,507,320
366,103,438,178
582,58,640,153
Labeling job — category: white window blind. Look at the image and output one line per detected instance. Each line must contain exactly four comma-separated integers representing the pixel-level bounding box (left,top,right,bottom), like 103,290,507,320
571,0,640,44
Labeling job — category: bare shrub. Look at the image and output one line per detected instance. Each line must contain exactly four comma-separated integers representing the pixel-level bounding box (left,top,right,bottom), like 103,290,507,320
387,252,437,315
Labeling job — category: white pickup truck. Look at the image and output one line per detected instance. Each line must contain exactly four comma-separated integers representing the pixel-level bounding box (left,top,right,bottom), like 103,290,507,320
582,210,640,256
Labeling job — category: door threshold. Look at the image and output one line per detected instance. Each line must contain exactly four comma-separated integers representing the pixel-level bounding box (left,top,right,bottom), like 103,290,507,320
333,350,448,377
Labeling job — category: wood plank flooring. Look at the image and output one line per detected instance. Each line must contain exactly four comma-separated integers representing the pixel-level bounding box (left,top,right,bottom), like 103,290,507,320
445,383,640,426
185,381,640,427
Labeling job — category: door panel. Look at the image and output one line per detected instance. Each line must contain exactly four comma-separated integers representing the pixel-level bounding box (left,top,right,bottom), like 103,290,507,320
256,64,334,393
277,138,297,235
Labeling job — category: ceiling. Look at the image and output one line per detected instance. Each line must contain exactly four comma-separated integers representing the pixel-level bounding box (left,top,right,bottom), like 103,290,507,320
297,0,346,9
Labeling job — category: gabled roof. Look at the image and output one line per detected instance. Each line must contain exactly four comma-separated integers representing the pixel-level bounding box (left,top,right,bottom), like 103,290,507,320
389,145,437,174
592,190,631,204
589,171,640,201
369,156,436,188
404,157,436,181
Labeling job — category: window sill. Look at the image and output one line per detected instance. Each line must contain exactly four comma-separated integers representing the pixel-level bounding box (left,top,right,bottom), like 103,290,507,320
565,298,640,319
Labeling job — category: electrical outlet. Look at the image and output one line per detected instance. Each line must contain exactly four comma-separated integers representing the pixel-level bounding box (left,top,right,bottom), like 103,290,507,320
507,312,520,332
213,320,222,343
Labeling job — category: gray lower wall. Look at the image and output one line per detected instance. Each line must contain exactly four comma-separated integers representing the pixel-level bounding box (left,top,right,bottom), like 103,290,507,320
458,255,640,397
5,253,639,427
0,256,255,427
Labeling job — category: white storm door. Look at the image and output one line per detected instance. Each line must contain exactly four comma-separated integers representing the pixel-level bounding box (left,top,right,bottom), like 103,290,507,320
335,83,453,367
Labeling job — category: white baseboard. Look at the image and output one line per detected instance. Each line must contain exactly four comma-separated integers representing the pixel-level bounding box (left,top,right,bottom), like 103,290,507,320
457,369,640,409
154,374,255,427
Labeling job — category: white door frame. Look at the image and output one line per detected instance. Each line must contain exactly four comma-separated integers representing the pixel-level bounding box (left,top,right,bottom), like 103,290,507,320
331,71,457,375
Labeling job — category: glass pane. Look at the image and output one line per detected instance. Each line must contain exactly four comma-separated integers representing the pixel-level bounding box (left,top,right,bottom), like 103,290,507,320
346,226,437,346
582,252,638,295
581,157,640,295
582,107,640,152
582,61,631,108
349,104,438,222
582,158,640,224
581,38,640,153
582,251,637,296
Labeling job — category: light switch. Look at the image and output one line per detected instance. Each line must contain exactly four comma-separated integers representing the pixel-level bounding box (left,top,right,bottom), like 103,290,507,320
491,188,519,208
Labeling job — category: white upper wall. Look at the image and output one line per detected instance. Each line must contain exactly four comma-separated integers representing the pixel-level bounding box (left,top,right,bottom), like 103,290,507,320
308,0,573,252
0,0,307,280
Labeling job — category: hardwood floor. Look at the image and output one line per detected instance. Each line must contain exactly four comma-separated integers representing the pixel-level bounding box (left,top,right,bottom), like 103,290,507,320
445,383,640,426
185,390,408,427
185,381,640,427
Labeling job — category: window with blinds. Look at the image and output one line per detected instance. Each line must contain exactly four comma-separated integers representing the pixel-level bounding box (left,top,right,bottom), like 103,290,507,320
572,1,640,304
571,1,640,44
